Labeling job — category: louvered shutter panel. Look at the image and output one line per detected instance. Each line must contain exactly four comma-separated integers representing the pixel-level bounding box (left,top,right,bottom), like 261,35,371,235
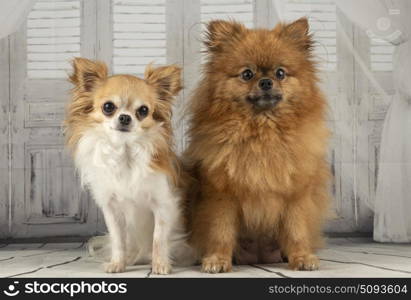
370,36,394,72
9,0,98,238
199,0,254,62
112,0,167,76
27,1,81,79
201,0,254,28
280,0,337,71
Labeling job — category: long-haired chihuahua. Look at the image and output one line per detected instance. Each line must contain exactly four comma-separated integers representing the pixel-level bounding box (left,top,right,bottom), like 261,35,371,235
65,58,193,274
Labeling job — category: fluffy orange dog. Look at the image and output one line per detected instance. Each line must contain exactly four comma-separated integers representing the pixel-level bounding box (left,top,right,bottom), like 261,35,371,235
185,18,331,273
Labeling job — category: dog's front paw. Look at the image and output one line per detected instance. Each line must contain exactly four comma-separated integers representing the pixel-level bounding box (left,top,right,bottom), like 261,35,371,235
152,261,172,275
104,261,126,273
202,255,232,273
288,253,319,271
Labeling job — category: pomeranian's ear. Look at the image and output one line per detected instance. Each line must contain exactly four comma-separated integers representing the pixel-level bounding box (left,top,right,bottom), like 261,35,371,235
69,57,108,92
275,17,313,51
205,20,246,52
145,64,182,100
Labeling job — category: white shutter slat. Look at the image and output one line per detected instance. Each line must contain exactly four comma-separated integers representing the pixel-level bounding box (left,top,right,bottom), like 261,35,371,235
114,5,165,14
27,28,80,38
370,35,394,72
27,37,80,45
27,0,81,79
113,13,165,23
200,0,254,27
28,44,80,53
283,0,337,71
114,40,165,48
202,4,254,14
28,61,71,70
114,23,165,32
113,0,167,76
32,1,80,11
28,19,81,28
28,53,78,62
203,0,253,4
116,0,165,5
29,10,80,19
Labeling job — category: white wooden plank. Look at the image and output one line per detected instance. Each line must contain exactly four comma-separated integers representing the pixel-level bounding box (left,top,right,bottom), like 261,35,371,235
151,265,279,278
323,8,357,232
1,239,410,278
0,37,10,238
0,248,85,278
319,248,411,273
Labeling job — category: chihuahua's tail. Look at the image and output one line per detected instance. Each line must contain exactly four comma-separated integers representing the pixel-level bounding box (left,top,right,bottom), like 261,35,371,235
87,235,112,262
169,234,198,267
87,233,198,266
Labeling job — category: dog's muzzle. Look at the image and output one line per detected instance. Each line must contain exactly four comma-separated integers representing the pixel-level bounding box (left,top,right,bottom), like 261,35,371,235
247,93,283,110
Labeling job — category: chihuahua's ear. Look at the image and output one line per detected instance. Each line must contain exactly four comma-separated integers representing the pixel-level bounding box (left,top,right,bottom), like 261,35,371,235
275,17,313,51
69,58,108,92
205,20,246,52
145,64,182,100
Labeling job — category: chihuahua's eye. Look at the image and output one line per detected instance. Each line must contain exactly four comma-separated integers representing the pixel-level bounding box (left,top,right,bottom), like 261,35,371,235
136,105,149,118
102,101,116,115
241,69,254,81
275,68,286,80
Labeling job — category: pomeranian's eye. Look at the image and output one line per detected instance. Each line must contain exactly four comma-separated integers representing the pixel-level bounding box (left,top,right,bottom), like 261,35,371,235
275,68,286,80
241,69,254,81
136,105,149,119
102,101,116,115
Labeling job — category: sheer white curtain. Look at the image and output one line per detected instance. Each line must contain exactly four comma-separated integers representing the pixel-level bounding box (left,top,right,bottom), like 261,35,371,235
0,0,37,40
272,0,411,242
337,0,411,242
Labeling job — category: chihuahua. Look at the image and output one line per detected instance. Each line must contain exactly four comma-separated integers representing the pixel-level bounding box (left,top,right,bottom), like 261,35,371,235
65,58,193,274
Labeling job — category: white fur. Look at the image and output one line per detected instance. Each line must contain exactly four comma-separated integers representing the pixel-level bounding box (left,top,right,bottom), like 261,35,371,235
75,125,194,274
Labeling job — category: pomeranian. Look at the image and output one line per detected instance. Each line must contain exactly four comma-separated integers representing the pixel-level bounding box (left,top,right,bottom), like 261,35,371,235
185,18,331,273
65,58,193,274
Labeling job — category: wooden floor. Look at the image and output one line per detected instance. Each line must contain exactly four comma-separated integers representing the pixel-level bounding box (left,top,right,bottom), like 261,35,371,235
0,238,410,278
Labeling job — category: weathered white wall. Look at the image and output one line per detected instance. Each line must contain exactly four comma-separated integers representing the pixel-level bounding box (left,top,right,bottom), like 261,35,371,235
0,0,394,238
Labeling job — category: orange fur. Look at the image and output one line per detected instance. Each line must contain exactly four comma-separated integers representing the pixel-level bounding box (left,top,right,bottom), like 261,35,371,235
64,57,182,186
184,18,331,272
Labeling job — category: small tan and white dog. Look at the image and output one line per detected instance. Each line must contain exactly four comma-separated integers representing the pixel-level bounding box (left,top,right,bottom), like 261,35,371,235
64,58,193,274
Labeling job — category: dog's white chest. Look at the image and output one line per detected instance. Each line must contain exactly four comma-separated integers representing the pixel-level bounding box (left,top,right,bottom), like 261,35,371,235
75,130,155,205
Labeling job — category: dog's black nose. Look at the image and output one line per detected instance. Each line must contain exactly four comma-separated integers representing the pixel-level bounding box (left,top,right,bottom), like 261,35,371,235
119,114,132,126
258,78,273,91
